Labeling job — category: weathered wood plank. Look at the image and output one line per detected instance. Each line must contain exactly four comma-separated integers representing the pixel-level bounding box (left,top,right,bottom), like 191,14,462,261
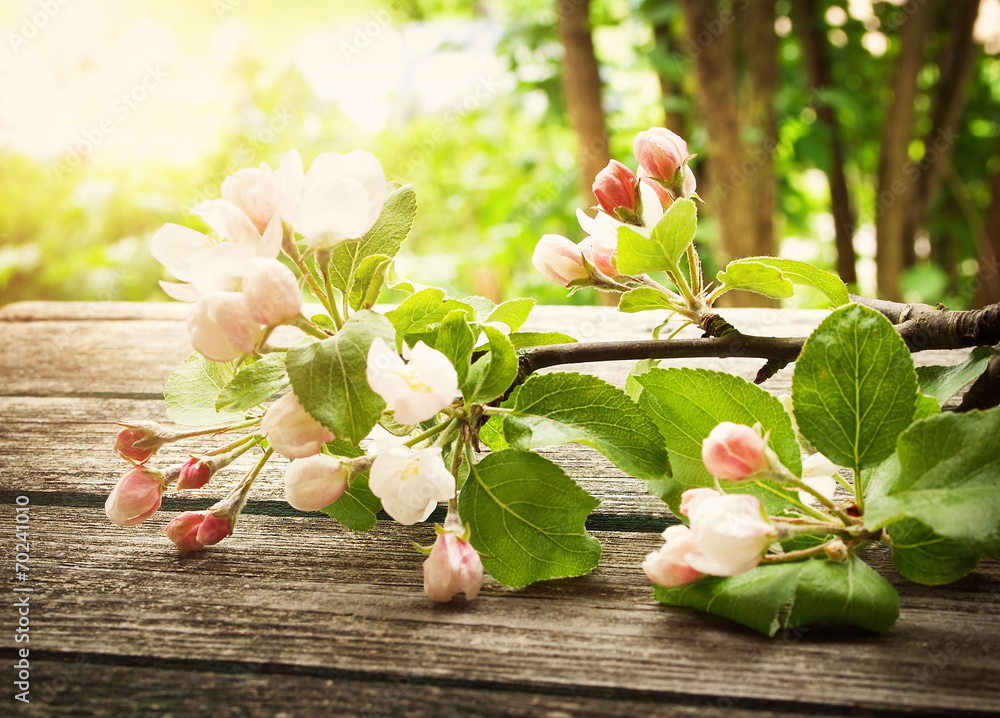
23,659,833,718
2,505,999,715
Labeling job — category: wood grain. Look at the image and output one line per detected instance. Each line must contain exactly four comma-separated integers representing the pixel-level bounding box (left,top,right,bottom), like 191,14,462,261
1,302,997,716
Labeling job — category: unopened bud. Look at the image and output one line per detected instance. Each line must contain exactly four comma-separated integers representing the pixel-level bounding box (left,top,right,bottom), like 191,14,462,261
113,422,167,464
531,234,588,287
423,528,483,602
177,457,213,490
105,467,167,526
242,258,303,326
701,422,767,480
592,159,638,218
165,510,233,551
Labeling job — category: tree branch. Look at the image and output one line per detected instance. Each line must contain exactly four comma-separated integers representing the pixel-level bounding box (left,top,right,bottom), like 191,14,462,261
517,299,1000,388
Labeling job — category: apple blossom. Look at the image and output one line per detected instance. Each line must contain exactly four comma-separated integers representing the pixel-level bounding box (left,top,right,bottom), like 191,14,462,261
642,524,704,587
423,530,484,602
366,338,459,425
114,422,167,464
221,164,279,233
187,291,263,362
679,487,724,518
176,457,212,490
165,511,233,551
261,392,335,459
283,454,351,511
638,164,697,204
686,494,776,577
592,159,637,217
105,467,167,526
532,234,588,287
634,128,689,183
150,199,282,301
368,445,455,525
701,422,767,480
272,149,387,250
242,258,303,326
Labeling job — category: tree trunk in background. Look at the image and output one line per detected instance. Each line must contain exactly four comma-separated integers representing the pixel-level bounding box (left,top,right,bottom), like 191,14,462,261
651,20,688,137
794,0,857,285
680,0,775,307
556,0,610,209
744,0,778,280
973,144,1000,307
905,0,981,267
875,4,931,301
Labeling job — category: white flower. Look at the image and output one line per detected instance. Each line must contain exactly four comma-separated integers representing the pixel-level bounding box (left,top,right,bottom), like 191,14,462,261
261,392,335,459
242,258,303,326
272,149,387,250
151,199,282,301
187,291,263,362
686,494,776,577
642,524,704,587
366,338,459,425
368,445,455,525
221,164,279,234
798,453,841,507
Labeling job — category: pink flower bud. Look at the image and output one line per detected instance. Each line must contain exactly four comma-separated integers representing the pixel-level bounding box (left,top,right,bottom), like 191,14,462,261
642,524,704,587
176,457,213,490
105,467,166,526
701,422,767,480
283,454,350,511
196,513,233,547
241,258,303,326
188,291,263,362
532,234,588,287
686,494,775,577
423,531,483,602
592,159,637,216
579,236,617,278
164,511,205,551
261,392,335,459
679,487,724,517
113,423,165,464
633,128,689,184
165,511,233,551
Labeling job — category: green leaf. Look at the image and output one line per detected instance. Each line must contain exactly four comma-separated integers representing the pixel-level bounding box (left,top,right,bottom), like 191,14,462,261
164,354,244,426
459,449,601,587
508,331,577,349
434,310,475,384
915,345,995,405
864,408,1000,553
784,558,900,633
655,558,898,636
384,288,473,351
636,368,801,515
886,518,981,585
348,254,392,311
321,474,382,532
501,372,669,481
716,261,794,299
486,298,535,332
731,257,849,307
618,287,676,313
328,184,417,297
464,324,518,404
792,304,917,470
616,198,697,275
285,310,395,445
914,392,941,420
215,353,289,412
625,358,660,402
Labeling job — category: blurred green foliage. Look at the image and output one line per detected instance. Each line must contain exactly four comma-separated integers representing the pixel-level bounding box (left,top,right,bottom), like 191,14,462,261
0,0,997,308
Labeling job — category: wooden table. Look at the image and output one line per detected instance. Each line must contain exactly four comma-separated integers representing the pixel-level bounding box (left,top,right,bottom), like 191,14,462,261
2,302,999,717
